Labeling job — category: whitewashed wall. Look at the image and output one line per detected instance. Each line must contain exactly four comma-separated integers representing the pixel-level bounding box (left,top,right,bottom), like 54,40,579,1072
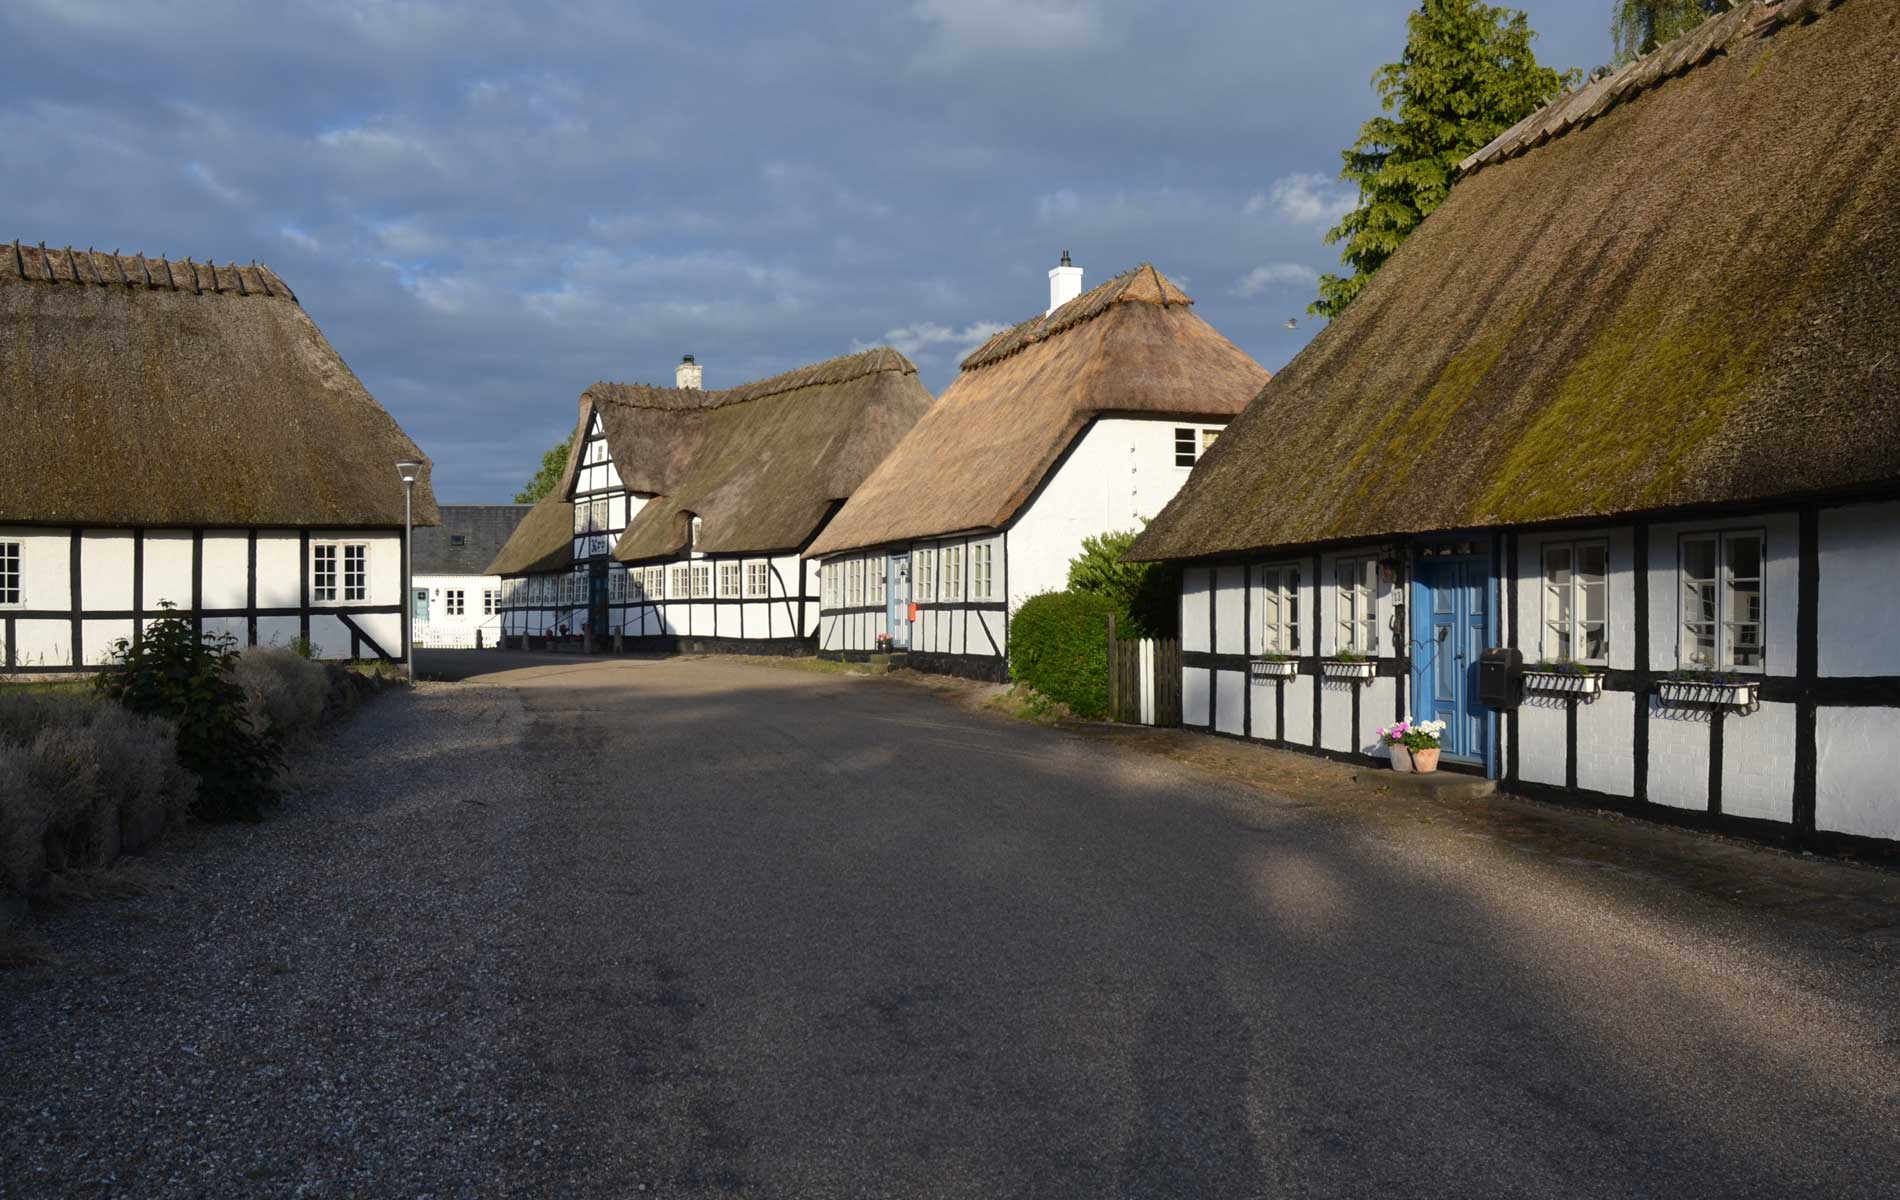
414,573,504,648
0,525,406,670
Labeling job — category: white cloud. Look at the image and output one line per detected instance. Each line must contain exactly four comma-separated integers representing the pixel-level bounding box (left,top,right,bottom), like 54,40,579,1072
1246,172,1356,227
1231,262,1316,298
909,0,1107,73
856,320,1007,360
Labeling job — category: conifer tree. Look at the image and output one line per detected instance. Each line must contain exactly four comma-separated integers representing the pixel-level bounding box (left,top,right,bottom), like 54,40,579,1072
1312,0,1577,319
1612,0,1731,65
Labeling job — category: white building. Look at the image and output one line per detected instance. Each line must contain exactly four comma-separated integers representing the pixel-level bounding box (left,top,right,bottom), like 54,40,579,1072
0,243,436,672
411,505,530,648
806,259,1270,680
1128,1,1900,850
489,349,933,652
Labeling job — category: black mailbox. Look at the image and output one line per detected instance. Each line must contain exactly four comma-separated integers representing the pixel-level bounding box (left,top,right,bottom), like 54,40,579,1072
1478,646,1522,708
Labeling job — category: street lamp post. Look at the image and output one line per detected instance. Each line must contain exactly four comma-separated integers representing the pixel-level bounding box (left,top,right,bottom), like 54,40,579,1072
395,460,423,686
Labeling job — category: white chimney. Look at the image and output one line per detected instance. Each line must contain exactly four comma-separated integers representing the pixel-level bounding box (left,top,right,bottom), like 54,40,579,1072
676,354,702,390
1047,250,1083,315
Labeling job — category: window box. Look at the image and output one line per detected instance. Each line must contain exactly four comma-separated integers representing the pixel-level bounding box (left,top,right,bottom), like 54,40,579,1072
1657,677,1760,710
1523,668,1604,699
1320,658,1375,682
1249,658,1299,680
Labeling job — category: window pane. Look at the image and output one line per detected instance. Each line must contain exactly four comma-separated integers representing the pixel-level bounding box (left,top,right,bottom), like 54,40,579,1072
1726,534,1761,581
1174,428,1196,467
1582,622,1606,661
1577,542,1607,583
1201,428,1219,453
1682,536,1716,583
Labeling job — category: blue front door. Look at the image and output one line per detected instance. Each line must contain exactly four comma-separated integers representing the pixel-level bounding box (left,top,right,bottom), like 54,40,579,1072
1412,555,1490,765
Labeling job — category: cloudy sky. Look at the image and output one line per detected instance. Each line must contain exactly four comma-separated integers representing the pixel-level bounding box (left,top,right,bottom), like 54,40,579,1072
4,1,1610,502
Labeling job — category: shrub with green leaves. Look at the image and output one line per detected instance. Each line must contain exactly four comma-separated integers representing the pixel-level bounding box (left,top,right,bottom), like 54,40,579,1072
233,647,331,741
1010,591,1115,719
93,607,280,821
1066,528,1180,638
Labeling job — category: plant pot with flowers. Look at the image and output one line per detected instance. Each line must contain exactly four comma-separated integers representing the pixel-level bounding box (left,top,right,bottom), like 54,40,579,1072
1378,717,1448,773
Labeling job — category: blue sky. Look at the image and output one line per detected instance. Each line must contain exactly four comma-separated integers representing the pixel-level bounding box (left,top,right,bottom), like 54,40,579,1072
3,1,1610,502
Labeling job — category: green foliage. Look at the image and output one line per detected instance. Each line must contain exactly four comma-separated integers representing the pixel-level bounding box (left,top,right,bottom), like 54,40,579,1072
513,441,571,504
1010,591,1116,720
92,606,280,821
1065,529,1180,638
286,635,316,660
1612,0,1729,65
1313,0,1579,318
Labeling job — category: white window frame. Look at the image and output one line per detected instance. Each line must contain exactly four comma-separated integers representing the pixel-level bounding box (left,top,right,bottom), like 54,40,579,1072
717,560,741,599
847,558,864,607
745,560,769,599
444,589,465,617
1252,563,1302,656
691,563,711,599
1173,424,1222,468
1679,530,1765,672
1334,554,1378,656
869,557,886,606
645,566,663,600
483,588,498,616
1540,539,1609,665
670,564,690,600
0,540,23,607
972,544,994,601
915,547,936,602
942,544,964,601
312,541,369,605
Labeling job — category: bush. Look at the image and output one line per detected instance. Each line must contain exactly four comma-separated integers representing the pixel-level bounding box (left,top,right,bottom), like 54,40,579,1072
1010,591,1115,719
1066,528,1180,638
93,608,280,821
233,647,330,741
0,693,193,902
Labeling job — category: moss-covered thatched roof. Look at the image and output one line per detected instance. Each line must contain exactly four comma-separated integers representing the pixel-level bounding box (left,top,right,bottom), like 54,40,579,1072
1,242,438,528
1129,0,1898,562
486,347,933,575
805,265,1270,557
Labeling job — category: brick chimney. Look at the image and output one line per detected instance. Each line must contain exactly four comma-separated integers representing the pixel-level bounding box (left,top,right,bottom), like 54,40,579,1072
1047,250,1083,315
676,354,702,390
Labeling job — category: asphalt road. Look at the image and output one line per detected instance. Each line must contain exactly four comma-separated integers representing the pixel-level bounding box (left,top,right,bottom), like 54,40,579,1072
5,654,1897,1198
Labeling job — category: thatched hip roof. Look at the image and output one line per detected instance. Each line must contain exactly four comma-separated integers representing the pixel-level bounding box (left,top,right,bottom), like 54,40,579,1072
1,243,437,528
805,265,1270,558
1130,0,1899,562
486,347,933,576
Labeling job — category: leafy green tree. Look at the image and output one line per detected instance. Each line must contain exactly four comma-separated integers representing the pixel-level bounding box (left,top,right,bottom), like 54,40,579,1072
1312,0,1579,319
1066,528,1179,638
513,441,570,504
1612,0,1730,64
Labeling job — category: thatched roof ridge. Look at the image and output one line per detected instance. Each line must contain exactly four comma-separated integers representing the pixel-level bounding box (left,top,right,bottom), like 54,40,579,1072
486,347,934,574
959,263,1192,371
1127,0,1898,563
1,240,437,528
1461,0,1844,175
805,265,1270,558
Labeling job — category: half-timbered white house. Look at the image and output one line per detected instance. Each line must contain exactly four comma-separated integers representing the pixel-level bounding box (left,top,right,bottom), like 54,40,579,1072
1127,0,1900,851
489,349,933,652
0,243,437,672
806,259,1270,679
411,505,530,648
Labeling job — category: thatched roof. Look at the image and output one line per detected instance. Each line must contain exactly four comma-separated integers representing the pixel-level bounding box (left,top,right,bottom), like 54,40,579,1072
486,347,933,574
0,242,438,527
805,265,1270,557
413,505,531,574
1129,0,1899,562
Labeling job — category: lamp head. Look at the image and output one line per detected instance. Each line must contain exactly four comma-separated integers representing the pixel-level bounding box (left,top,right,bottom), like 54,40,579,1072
395,459,424,485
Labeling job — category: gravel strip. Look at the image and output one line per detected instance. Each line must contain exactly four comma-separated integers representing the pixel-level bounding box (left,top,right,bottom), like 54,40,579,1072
0,684,578,1199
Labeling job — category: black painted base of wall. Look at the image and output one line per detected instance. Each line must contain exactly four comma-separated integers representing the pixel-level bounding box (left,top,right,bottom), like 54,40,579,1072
830,649,1007,683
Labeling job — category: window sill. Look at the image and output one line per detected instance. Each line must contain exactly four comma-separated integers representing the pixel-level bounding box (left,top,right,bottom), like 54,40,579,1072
1249,659,1299,679
1523,670,1604,699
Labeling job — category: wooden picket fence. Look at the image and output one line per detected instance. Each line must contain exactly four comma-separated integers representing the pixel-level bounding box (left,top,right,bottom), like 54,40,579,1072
1106,615,1181,727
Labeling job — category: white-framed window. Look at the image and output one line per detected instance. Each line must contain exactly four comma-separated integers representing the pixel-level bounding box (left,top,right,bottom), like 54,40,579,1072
0,540,20,606
608,569,626,604
645,566,664,600
942,545,964,601
670,564,690,599
846,558,863,606
1541,540,1608,663
718,561,740,599
691,563,711,598
972,544,994,600
1174,425,1221,468
869,557,886,606
1335,555,1378,655
745,561,769,599
1253,563,1301,655
1680,531,1764,671
313,542,368,603
483,588,499,615
915,547,936,602
445,589,465,617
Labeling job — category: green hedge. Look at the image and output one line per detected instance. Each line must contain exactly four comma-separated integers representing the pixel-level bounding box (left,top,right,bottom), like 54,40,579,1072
1011,591,1114,718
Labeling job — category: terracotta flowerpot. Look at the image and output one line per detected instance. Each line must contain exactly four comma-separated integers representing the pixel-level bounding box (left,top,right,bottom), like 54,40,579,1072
1388,744,1413,772
1412,747,1441,773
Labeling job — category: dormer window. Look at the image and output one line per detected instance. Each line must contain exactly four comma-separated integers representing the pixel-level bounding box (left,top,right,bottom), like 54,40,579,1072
449,533,467,547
